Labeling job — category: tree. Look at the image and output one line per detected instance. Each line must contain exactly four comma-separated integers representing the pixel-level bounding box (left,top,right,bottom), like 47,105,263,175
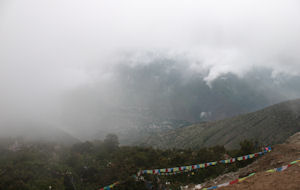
239,140,256,155
104,134,119,152
71,141,94,154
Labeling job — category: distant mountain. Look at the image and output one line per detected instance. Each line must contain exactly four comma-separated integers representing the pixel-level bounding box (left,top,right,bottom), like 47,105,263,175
61,62,300,141
139,99,300,149
0,121,80,146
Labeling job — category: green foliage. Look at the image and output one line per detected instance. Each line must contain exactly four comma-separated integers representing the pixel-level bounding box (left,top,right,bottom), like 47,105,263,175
239,140,257,155
104,134,119,152
0,137,262,190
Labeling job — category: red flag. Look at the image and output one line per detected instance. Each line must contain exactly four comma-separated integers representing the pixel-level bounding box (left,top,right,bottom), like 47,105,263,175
230,179,238,185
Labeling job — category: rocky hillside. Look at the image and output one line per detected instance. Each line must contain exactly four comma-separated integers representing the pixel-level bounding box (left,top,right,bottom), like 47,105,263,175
188,132,300,190
140,99,300,149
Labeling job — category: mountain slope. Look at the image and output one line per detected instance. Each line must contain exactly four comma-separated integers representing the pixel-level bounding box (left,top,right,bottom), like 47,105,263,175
61,64,300,141
190,132,300,190
140,99,300,149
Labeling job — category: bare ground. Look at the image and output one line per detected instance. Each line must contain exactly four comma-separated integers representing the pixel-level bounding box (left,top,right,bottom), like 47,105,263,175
192,132,300,190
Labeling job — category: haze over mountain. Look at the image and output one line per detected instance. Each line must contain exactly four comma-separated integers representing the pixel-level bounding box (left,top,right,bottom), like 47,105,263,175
60,59,300,142
1,0,300,142
0,120,80,146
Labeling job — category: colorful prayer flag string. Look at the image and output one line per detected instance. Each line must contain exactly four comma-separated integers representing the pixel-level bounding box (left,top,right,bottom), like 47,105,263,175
198,159,300,190
98,182,119,190
139,147,271,176
97,147,274,189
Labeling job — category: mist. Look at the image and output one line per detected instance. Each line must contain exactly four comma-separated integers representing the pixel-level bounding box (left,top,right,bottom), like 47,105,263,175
1,0,300,142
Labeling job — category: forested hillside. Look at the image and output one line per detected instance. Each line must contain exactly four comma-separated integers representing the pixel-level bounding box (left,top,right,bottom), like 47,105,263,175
0,135,259,190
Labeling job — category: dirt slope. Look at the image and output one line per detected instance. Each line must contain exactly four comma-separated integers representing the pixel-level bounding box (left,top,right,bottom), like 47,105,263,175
220,165,300,190
196,132,300,190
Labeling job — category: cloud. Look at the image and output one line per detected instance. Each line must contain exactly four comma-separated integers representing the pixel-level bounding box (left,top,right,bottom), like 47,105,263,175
1,0,300,80
1,0,300,136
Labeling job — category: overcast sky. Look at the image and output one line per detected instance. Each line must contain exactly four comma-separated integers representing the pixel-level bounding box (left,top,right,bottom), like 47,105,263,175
1,0,300,128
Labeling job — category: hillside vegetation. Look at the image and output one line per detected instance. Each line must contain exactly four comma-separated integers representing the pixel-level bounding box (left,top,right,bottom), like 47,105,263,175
140,99,300,149
0,135,258,190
